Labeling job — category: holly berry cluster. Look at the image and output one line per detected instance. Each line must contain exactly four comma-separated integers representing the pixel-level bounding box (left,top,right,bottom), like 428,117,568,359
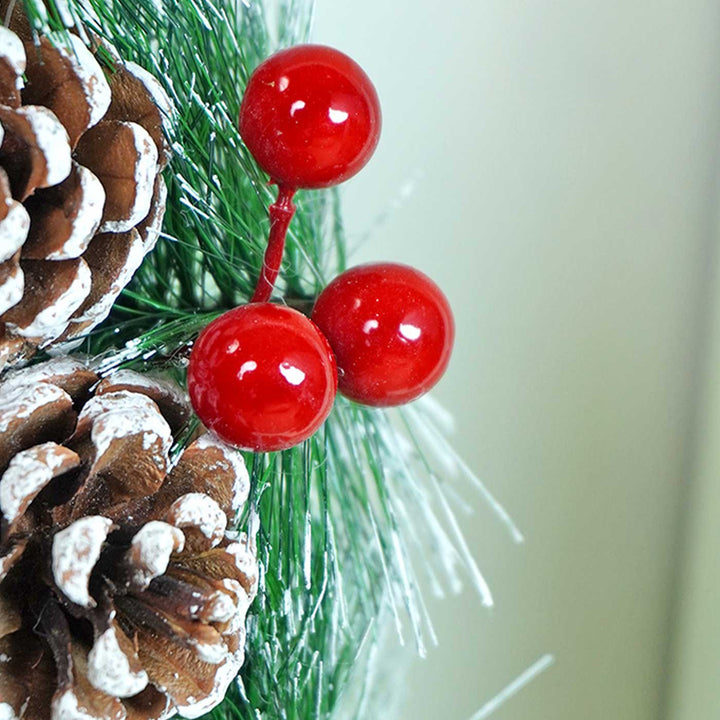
188,45,454,452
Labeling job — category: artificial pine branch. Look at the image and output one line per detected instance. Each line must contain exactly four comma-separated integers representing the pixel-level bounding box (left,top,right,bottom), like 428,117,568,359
19,0,521,718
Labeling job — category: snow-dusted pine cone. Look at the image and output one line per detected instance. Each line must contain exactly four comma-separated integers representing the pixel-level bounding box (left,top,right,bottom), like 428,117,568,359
0,358,257,720
0,24,170,371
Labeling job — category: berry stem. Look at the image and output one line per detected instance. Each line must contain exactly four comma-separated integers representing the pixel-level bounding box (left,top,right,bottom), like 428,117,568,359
251,185,297,303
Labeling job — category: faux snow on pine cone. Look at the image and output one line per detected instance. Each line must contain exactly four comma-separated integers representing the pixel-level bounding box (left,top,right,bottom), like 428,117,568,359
0,19,171,371
0,358,257,720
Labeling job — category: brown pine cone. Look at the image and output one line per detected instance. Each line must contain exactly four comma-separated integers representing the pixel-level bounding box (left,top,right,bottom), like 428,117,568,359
0,358,258,720
0,24,171,372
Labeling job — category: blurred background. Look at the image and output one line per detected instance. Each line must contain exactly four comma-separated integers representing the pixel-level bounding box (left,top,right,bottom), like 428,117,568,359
313,1,720,718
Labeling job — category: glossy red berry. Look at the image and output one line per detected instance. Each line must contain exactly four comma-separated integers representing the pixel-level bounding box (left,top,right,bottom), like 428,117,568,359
238,44,381,189
312,263,454,407
188,304,338,452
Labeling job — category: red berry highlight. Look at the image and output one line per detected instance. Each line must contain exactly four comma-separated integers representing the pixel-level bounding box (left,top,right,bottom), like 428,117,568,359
312,263,454,407
239,44,381,189
188,304,338,451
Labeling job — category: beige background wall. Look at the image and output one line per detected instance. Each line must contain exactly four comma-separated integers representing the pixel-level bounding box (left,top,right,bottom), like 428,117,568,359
313,2,720,718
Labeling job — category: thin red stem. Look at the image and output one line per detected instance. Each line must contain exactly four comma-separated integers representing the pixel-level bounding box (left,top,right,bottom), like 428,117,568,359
251,185,297,303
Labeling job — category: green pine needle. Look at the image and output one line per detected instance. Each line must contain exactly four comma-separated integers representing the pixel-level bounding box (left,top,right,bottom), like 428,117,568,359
22,1,521,717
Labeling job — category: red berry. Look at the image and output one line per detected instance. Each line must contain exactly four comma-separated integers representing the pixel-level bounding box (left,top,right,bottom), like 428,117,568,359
311,263,454,407
188,304,338,451
238,44,381,189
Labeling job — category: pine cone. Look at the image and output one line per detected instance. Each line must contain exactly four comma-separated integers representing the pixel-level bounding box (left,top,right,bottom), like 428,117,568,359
0,23,171,371
0,358,257,720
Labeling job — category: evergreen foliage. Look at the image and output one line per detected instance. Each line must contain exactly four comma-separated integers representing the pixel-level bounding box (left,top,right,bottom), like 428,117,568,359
21,1,521,716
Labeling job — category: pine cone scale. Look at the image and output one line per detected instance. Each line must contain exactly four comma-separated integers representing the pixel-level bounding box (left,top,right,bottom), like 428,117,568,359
0,200,30,261
0,382,75,472
52,515,114,608
140,574,232,624
23,163,106,261
75,120,158,234
0,442,80,529
0,27,23,109
22,36,112,148
3,257,92,341
58,230,145,344
51,636,128,720
0,104,72,200
86,620,148,699
0,540,27,583
0,252,24,316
